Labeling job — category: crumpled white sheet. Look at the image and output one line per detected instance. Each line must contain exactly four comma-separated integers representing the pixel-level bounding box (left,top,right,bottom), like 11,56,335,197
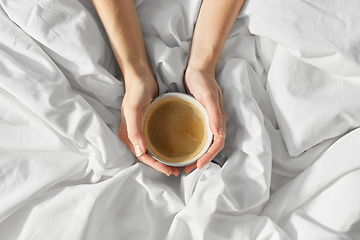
0,0,359,239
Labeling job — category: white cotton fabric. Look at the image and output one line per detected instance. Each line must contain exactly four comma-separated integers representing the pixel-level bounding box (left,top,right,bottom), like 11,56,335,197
0,0,359,239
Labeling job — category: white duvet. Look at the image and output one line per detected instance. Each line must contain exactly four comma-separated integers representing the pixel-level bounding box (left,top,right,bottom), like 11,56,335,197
1,0,360,239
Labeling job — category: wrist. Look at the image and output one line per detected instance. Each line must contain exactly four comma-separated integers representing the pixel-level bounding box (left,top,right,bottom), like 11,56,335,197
122,60,156,84
122,67,158,96
187,45,219,74
124,71,157,87
185,62,214,79
120,56,152,78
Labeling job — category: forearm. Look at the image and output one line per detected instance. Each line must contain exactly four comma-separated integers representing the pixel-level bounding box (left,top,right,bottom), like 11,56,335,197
92,0,153,81
188,0,245,73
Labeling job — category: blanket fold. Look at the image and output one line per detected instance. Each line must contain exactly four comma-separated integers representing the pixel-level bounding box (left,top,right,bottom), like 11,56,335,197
1,0,359,239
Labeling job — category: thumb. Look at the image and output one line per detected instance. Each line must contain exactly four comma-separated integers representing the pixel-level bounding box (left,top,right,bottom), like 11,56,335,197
203,95,226,138
125,109,147,157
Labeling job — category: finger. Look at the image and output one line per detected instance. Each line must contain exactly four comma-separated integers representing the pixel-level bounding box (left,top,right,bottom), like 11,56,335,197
138,153,173,176
170,166,181,176
197,136,225,169
118,115,133,151
184,162,197,174
120,121,180,176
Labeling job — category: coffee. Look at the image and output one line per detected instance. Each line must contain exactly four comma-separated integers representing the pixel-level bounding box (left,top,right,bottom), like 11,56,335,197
144,99,207,163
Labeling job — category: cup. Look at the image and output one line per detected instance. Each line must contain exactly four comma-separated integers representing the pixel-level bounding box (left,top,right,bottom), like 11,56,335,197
141,90,213,167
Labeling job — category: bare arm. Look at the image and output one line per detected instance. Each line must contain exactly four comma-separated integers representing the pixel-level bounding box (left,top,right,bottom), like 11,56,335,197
184,0,245,173
92,0,151,78
92,0,180,176
189,0,245,72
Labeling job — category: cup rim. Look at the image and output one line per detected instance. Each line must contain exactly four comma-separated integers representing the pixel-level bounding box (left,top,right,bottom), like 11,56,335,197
141,92,213,167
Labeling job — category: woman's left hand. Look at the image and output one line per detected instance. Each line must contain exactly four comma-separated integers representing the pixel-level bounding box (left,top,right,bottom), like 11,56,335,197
183,66,227,174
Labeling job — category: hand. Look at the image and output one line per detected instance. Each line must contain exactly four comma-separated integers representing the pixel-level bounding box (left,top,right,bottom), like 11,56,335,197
118,73,180,176
183,67,227,174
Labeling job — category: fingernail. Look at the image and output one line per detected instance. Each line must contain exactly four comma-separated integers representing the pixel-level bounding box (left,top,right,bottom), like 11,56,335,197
134,145,143,157
172,170,180,177
218,127,226,137
165,172,171,177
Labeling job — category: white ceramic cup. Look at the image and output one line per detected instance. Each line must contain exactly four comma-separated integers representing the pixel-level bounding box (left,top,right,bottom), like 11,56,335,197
141,92,213,167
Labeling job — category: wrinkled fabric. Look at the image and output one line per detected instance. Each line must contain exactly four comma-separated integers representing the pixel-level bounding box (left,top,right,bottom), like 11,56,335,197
0,0,359,239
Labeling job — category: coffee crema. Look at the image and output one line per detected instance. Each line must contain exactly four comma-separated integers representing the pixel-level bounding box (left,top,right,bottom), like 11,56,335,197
144,99,207,163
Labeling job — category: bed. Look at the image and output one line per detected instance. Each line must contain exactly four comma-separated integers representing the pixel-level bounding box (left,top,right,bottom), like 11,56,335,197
1,0,360,239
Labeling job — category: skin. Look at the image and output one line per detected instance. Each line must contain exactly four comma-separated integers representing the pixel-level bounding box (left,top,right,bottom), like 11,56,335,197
92,0,245,176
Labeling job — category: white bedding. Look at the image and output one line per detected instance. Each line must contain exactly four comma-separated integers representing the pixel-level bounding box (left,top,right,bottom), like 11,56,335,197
1,0,360,239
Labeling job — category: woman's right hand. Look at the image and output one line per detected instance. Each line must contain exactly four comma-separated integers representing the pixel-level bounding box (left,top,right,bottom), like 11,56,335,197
118,73,180,177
